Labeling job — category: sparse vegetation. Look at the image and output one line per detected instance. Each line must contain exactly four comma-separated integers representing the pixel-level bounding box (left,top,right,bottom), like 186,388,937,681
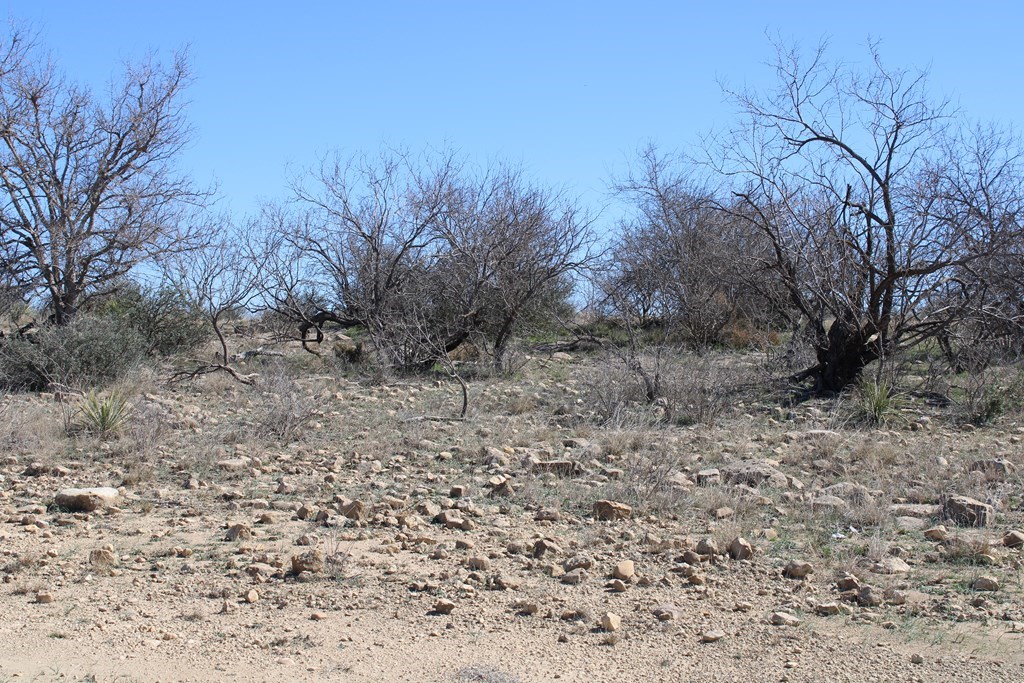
0,16,1022,683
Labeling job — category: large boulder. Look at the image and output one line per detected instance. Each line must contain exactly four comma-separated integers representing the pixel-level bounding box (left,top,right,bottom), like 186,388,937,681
55,487,120,512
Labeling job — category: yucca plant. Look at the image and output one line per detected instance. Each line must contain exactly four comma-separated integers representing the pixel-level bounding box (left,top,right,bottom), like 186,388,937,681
852,377,904,427
73,390,133,438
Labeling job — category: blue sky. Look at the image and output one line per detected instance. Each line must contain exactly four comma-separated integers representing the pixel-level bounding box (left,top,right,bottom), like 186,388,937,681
4,1,1022,226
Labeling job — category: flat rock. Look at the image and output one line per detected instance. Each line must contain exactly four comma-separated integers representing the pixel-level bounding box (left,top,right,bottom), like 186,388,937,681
55,487,120,512
889,503,940,519
870,556,911,575
895,516,926,531
810,495,849,513
771,611,801,627
720,460,788,489
1003,530,1024,548
216,458,250,472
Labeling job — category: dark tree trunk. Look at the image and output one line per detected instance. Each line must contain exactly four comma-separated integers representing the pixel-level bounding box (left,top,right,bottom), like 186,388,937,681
813,321,879,392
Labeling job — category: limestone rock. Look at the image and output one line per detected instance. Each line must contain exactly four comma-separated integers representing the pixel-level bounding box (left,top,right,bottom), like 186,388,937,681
55,487,119,512
942,495,994,527
810,495,849,513
728,537,754,561
600,612,622,632
770,611,801,626
613,560,635,581
870,556,911,575
1003,530,1024,548
291,549,324,574
432,599,456,615
593,500,631,521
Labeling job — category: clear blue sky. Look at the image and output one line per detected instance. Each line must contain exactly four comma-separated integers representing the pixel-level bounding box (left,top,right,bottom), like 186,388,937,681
4,1,1022,227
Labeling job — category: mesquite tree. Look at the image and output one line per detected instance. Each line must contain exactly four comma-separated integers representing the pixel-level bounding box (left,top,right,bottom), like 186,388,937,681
0,27,206,324
710,41,1023,390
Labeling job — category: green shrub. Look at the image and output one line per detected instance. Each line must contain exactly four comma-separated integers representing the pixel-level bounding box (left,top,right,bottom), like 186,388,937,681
94,284,209,357
0,315,148,391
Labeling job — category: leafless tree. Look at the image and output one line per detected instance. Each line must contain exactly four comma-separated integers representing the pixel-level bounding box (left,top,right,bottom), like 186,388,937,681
708,40,1023,390
434,163,597,372
607,146,785,347
166,219,258,385
281,148,458,370
0,26,207,325
256,150,595,377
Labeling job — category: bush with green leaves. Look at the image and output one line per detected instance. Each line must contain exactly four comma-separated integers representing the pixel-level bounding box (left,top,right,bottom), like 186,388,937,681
0,314,148,391
93,284,209,357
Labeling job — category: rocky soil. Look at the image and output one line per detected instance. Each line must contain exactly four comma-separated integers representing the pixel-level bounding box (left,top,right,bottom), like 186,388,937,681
1,351,1023,682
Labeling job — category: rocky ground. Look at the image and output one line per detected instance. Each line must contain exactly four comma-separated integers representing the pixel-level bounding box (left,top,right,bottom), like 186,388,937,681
1,348,1023,682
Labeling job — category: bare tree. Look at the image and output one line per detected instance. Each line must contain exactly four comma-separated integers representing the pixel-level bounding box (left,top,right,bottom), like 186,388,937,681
258,151,595,377
167,219,258,384
0,26,206,325
709,40,1023,390
434,163,597,373
608,147,785,347
283,148,458,370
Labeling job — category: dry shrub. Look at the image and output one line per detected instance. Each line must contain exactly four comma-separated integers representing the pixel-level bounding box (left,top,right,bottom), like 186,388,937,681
600,447,690,514
956,365,1024,425
584,348,753,427
250,362,317,442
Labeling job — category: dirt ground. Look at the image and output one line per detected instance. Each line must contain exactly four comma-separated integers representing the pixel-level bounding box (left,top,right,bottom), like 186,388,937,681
1,348,1023,682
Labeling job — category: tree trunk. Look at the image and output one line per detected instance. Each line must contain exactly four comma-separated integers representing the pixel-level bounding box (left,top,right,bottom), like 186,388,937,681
813,321,879,392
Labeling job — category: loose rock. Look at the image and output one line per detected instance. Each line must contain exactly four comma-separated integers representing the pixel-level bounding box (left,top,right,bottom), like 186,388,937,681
593,500,632,521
